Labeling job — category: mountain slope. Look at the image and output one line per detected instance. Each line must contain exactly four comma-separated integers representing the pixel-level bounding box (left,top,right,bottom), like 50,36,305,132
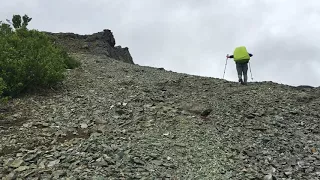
0,53,320,179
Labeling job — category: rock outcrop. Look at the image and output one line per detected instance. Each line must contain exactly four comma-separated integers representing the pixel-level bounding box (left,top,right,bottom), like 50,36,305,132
45,29,134,64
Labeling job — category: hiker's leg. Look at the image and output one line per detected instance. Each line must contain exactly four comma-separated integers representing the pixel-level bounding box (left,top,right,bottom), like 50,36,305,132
243,63,248,83
235,63,242,82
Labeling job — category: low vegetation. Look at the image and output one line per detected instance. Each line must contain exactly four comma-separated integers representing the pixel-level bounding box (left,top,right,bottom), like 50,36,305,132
0,14,80,99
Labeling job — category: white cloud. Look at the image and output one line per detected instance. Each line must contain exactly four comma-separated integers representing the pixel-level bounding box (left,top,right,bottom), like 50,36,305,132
1,0,319,86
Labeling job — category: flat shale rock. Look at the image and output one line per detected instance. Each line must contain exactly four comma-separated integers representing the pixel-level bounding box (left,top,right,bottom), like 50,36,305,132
1,53,319,179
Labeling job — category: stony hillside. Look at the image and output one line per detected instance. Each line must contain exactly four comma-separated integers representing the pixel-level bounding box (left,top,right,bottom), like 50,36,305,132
0,51,320,179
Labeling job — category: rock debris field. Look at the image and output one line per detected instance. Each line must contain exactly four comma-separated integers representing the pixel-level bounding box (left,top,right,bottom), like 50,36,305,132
0,53,320,180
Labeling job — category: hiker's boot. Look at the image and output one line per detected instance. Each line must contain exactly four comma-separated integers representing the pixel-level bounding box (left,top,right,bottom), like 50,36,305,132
243,75,248,85
239,79,243,84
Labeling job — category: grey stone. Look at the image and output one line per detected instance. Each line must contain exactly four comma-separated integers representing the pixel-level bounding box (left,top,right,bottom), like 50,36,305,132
80,123,88,129
8,159,24,168
263,174,277,180
2,47,320,179
47,159,60,167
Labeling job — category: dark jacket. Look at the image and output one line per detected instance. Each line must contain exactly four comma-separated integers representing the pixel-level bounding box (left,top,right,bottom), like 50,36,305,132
228,53,253,59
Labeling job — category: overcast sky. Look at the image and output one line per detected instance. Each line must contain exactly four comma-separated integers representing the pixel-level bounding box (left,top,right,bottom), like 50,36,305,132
1,0,320,86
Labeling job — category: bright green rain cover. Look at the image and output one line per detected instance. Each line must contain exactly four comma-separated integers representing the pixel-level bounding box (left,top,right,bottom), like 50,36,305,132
233,46,250,62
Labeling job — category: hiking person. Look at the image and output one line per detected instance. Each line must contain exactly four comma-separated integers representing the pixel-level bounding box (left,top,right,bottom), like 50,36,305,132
226,46,253,85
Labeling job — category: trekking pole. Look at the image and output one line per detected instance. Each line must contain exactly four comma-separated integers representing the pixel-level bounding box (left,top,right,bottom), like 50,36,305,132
248,62,253,81
223,54,228,79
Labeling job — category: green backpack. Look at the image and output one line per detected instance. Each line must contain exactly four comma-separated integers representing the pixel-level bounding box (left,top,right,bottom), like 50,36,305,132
233,46,250,63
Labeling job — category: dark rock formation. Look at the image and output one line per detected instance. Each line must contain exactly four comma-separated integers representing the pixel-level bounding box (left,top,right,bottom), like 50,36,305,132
296,85,314,89
44,29,134,64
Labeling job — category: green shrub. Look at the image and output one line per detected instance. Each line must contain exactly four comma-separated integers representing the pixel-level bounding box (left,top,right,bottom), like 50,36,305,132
0,14,79,97
0,77,6,95
0,77,9,104
45,33,81,69
61,49,81,69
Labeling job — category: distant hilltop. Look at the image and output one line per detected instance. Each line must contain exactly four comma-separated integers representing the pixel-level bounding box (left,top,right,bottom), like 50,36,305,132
44,29,134,64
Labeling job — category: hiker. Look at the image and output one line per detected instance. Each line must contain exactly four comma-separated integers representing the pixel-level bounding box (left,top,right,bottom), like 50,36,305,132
227,46,253,85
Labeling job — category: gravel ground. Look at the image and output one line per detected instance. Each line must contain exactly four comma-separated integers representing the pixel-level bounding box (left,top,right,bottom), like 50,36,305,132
0,53,320,180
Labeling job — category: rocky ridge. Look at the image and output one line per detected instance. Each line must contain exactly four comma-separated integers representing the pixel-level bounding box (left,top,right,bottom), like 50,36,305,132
45,29,134,64
0,52,320,179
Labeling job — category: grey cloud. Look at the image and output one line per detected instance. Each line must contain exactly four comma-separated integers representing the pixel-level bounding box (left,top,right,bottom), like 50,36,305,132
0,0,319,86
